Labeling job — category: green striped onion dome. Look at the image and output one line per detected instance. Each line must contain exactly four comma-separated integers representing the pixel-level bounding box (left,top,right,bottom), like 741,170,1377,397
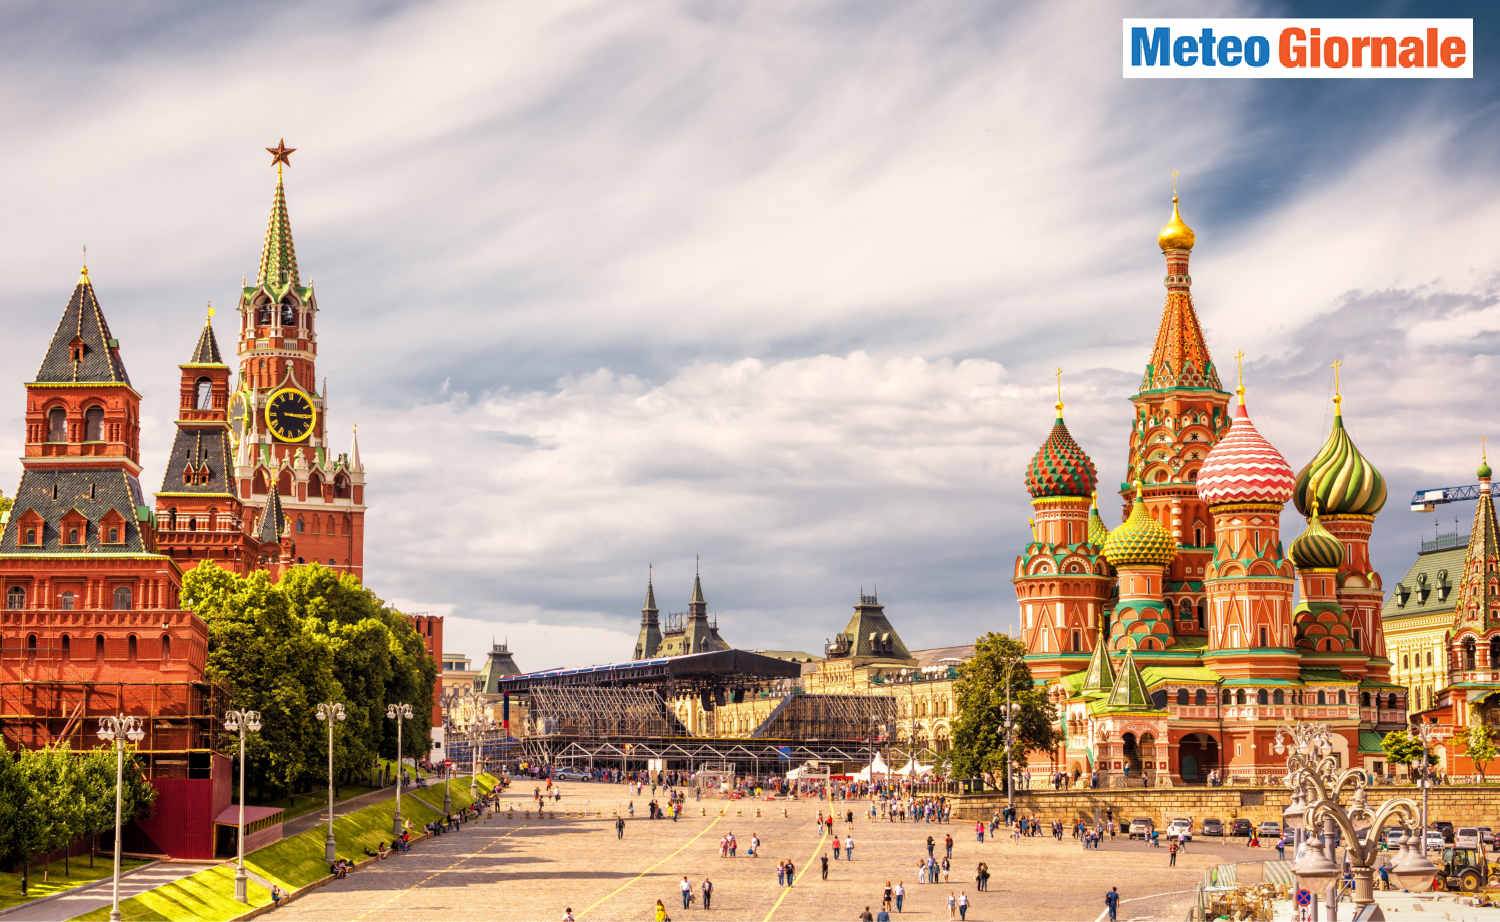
1102,494,1177,568
1087,494,1110,547
1293,414,1387,517
1025,417,1097,499
1289,507,1345,570
1480,455,1493,480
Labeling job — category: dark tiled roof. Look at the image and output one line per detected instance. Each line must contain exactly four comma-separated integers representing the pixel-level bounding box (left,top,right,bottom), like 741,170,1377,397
254,487,286,543
189,322,224,365
34,277,132,385
0,468,148,553
158,428,233,495
1382,545,1466,620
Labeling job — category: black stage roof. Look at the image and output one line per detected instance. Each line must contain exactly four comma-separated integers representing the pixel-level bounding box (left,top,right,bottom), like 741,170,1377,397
493,648,802,693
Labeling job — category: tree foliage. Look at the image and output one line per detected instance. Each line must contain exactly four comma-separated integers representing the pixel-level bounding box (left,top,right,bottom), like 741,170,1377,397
1463,708,1498,781
949,632,1057,779
182,561,436,799
76,748,157,868
1381,730,1438,771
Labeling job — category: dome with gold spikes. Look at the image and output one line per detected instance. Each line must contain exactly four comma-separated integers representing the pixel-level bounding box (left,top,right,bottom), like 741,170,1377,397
1103,487,1177,568
1292,403,1387,517
1157,194,1195,252
1087,493,1110,547
1289,499,1346,570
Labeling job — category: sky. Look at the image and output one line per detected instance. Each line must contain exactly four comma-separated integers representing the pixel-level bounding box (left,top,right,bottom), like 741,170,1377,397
2,0,1497,670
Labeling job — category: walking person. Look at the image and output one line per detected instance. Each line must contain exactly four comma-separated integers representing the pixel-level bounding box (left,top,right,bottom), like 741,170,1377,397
945,834,953,859
1169,839,1178,867
895,881,905,912
882,881,893,912
821,853,829,880
957,892,969,920
1105,886,1120,922
833,835,842,860
701,878,713,910
927,835,935,858
777,861,786,887
786,859,796,886
846,833,855,860
681,876,692,911
617,816,626,839
947,891,957,920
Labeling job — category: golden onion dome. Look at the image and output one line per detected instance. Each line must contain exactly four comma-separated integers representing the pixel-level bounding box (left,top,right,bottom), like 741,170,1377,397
1157,194,1195,252
1102,486,1177,568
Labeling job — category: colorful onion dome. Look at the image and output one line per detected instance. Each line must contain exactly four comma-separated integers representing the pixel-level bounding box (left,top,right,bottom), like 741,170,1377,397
1289,498,1346,570
1292,414,1387,517
1087,492,1110,547
1157,193,1195,252
1103,486,1177,568
1196,400,1295,506
1026,416,1097,499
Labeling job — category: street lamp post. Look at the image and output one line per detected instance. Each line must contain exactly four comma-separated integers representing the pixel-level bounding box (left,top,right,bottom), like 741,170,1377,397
1275,720,1435,919
223,709,262,903
1001,657,1021,810
387,703,414,837
1410,718,1436,840
315,700,346,862
97,715,145,922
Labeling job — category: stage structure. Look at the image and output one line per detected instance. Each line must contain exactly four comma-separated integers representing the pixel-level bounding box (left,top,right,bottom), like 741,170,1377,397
494,649,896,774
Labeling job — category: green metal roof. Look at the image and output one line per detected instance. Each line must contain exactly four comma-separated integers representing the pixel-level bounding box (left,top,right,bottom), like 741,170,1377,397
1221,677,1299,686
1358,730,1386,755
1139,666,1220,686
1299,667,1347,683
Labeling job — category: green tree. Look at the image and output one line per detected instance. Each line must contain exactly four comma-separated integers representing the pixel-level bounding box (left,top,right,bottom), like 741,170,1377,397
0,746,39,895
949,632,1058,781
1463,709,1498,781
18,745,86,884
0,488,12,518
76,748,157,868
1380,729,1423,769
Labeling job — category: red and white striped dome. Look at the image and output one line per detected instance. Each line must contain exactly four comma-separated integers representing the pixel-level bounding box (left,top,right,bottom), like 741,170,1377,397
1196,401,1295,506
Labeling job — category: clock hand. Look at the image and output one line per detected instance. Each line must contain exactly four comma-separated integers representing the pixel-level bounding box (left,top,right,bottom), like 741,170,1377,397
277,412,313,419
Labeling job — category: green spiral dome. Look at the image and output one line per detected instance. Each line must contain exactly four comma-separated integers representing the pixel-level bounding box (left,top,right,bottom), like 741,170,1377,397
1103,494,1177,568
1289,508,1346,570
1293,414,1387,517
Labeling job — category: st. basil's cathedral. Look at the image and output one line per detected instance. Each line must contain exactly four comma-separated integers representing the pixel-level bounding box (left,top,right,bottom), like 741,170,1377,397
0,144,422,858
1015,189,1409,786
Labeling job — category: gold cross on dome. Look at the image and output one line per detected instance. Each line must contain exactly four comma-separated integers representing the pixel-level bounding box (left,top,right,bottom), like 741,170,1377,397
1233,349,1246,404
1171,169,1180,198
1331,359,1343,414
206,301,214,322
1054,367,1064,413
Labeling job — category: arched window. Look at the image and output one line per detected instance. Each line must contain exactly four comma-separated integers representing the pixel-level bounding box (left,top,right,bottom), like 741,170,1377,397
1464,637,1477,670
1221,690,1231,704
25,633,37,661
1360,692,1371,707
1491,635,1500,667
1194,524,1205,546
280,300,297,327
257,302,272,326
113,586,132,610
5,586,24,610
95,634,105,660
277,469,293,497
1194,689,1206,706
1197,601,1206,630
1273,689,1285,705
127,634,138,661
1403,654,1409,669
1235,689,1246,705
334,474,351,499
1178,599,1192,621
60,634,70,661
296,517,305,535
195,377,213,410
1316,690,1327,705
1176,689,1188,706
1257,689,1268,705
47,407,67,442
1337,689,1347,705
84,406,104,441
59,591,75,610
1387,693,1398,710
161,634,171,663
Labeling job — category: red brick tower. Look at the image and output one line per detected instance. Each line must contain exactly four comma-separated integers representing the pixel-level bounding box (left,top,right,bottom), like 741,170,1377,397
228,143,366,578
154,312,258,573
1123,186,1230,641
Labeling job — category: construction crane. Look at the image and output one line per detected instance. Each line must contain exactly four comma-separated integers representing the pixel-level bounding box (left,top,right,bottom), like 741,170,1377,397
1410,483,1482,513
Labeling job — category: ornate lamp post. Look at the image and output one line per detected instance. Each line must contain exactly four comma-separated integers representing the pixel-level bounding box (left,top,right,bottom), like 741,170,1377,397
1001,656,1021,809
1409,718,1437,839
387,702,414,836
223,708,262,903
315,700,346,862
446,685,490,802
1275,721,1435,919
97,715,145,922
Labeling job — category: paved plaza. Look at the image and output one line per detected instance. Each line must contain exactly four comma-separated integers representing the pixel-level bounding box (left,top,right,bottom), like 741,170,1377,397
272,782,1275,921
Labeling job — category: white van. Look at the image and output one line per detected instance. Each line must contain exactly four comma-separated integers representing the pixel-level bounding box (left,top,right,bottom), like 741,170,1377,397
1455,826,1482,849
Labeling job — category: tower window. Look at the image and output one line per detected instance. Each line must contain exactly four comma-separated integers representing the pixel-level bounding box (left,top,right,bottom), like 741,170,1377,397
161,634,171,663
47,407,67,442
60,634,70,661
1352,628,1361,648
59,591,75,610
127,634,138,661
1197,601,1206,630
95,634,104,660
257,302,272,326
1175,689,1188,706
25,634,36,661
1071,629,1080,652
281,301,297,327
113,586,132,610
1257,689,1268,705
67,528,80,545
1259,626,1268,647
1273,689,1285,705
5,586,24,609
23,529,35,546
296,517,305,534
1316,690,1327,705
195,377,213,410
84,406,104,441
1194,689,1206,706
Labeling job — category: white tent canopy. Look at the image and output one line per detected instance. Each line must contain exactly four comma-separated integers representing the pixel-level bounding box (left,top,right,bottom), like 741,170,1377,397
853,753,891,781
897,758,933,777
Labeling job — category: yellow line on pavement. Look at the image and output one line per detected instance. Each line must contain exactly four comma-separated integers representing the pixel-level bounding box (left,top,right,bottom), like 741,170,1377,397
351,822,527,920
761,825,828,922
580,810,726,919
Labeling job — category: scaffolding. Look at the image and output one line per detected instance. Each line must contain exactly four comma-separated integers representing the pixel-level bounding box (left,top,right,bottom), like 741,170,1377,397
526,686,684,740
524,736,878,775
749,692,895,740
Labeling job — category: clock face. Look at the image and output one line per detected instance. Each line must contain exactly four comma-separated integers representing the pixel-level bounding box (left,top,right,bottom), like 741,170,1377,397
265,387,317,443
228,389,251,449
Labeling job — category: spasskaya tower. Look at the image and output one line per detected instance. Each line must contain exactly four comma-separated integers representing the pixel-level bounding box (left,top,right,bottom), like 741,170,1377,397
159,140,366,578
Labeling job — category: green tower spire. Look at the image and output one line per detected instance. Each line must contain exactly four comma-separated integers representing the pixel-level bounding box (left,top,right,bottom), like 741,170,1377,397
1080,628,1116,696
258,161,301,295
1103,648,1153,711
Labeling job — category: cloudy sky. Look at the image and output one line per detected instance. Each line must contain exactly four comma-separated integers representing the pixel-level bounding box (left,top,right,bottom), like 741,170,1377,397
3,1,1497,669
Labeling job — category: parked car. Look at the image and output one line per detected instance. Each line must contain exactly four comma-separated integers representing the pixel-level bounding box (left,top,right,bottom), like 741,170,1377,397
1201,818,1225,837
1258,821,1282,839
1425,829,1447,850
1383,827,1407,848
1434,821,1455,842
1167,818,1193,841
1230,818,1253,838
1455,827,1482,848
553,769,590,782
1129,817,1155,839
1477,826,1495,847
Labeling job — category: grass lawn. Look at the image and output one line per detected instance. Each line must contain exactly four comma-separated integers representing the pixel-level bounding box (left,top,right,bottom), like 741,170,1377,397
0,855,152,912
73,865,269,922
69,773,499,922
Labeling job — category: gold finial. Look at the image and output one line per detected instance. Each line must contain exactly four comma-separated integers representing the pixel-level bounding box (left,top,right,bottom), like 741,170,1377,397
1054,367,1064,415
1483,436,1488,464
1171,168,1179,200
1132,478,1144,501
1310,473,1323,520
1331,360,1343,416
79,245,88,284
1233,349,1246,405
206,301,215,323
353,423,359,435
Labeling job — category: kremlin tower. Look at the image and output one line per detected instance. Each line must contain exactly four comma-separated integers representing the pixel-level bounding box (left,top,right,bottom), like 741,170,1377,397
1016,184,1408,785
